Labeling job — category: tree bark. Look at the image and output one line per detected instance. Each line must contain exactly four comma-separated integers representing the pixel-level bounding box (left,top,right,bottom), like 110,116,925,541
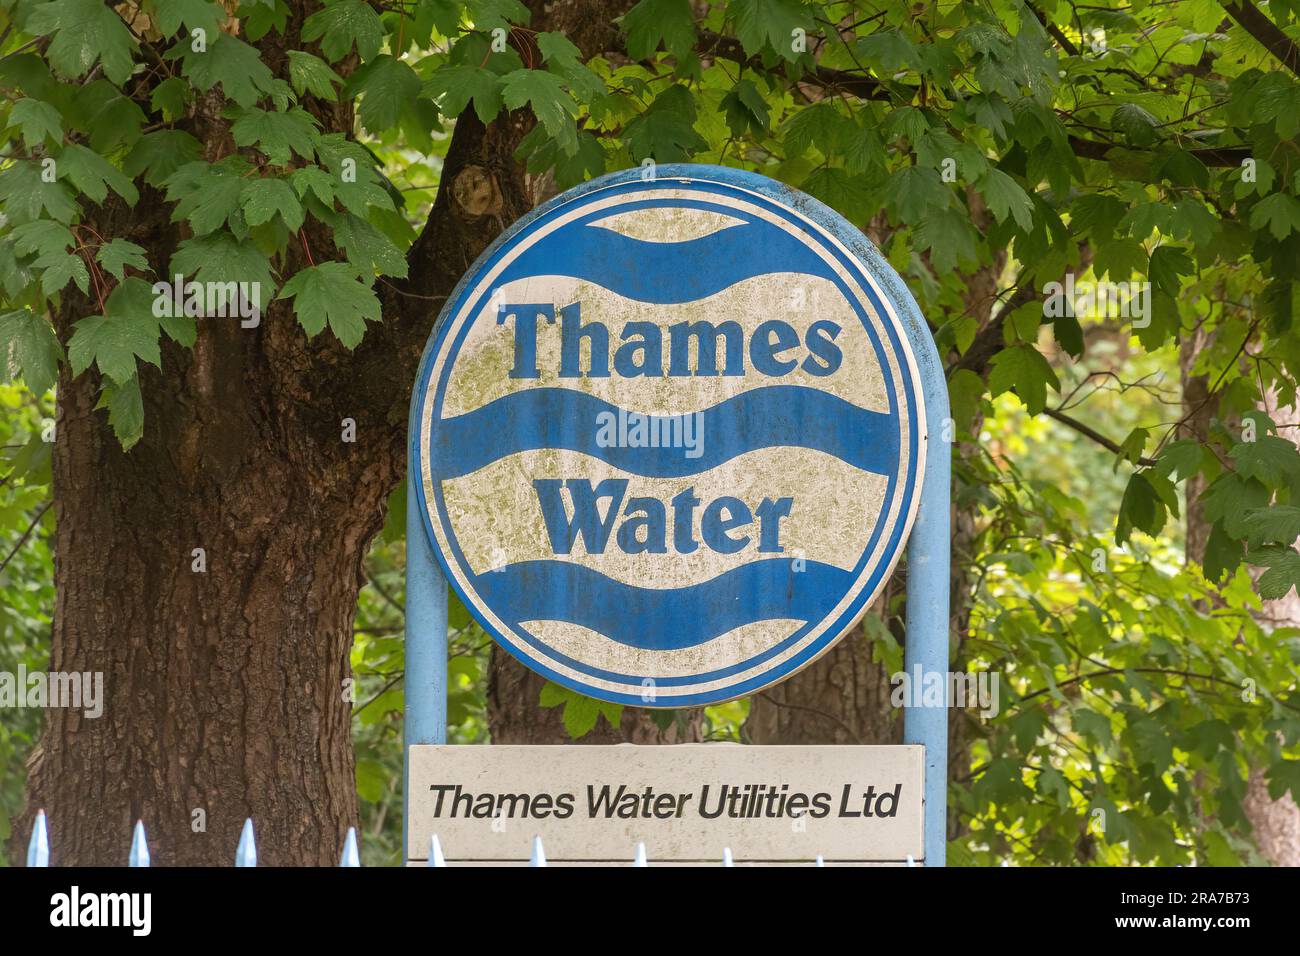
22,319,394,865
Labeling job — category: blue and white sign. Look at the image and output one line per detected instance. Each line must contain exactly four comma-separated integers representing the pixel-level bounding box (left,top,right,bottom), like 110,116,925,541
411,166,928,707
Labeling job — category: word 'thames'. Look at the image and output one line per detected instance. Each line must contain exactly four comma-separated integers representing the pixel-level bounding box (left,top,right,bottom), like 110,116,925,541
497,302,844,379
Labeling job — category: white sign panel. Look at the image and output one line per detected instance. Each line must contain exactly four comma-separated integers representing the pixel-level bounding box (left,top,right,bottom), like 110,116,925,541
408,744,924,865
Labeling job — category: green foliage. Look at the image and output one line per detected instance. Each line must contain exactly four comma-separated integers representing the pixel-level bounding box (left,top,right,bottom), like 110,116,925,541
27,0,137,85
501,68,579,153
946,381,1300,865
623,85,707,161
171,34,282,109
729,0,812,60
68,281,163,384
623,0,696,61
0,310,62,396
0,386,54,859
287,51,343,101
539,681,623,738
988,344,1059,415
301,0,385,63
278,261,381,349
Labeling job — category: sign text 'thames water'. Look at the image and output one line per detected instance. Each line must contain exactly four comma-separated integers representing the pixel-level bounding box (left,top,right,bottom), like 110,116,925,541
413,167,927,706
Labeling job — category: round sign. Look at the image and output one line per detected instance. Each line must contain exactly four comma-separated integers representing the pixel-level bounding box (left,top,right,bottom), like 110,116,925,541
412,166,927,707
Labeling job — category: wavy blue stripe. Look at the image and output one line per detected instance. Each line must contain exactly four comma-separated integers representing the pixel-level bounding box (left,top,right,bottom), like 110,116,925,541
429,385,898,479
495,220,836,303
474,558,851,651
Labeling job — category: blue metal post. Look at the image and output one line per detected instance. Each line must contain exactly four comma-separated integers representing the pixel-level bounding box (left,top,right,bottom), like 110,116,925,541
902,353,951,866
403,470,448,863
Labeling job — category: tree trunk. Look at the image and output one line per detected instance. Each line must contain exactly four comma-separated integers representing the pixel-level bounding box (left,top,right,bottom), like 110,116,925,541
19,288,404,865
1179,332,1300,865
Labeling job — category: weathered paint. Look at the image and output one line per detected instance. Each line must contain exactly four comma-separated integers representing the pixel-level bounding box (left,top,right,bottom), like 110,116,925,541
410,166,929,707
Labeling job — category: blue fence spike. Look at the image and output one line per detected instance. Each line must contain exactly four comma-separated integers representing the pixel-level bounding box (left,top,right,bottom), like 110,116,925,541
340,827,360,867
815,855,825,867
26,810,49,868
632,842,647,867
906,854,916,867
721,847,734,867
235,818,257,868
529,836,547,867
428,835,447,868
128,820,150,867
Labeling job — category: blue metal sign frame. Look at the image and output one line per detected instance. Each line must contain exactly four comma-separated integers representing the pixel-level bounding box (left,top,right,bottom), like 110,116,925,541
402,164,950,865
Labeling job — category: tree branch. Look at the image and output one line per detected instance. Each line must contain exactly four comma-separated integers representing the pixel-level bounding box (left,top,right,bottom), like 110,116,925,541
1221,0,1300,76
949,284,1040,377
700,29,1252,167
1044,407,1158,466
0,502,50,575
1027,3,1079,57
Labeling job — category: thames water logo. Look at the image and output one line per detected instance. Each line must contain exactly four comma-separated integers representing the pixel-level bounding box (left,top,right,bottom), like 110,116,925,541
413,169,927,706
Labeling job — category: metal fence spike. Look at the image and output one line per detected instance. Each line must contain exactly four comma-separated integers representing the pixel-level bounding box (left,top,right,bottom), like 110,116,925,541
722,847,734,867
529,835,547,867
235,818,257,867
815,855,825,867
128,820,150,867
27,810,49,868
428,834,447,867
339,827,360,867
906,854,916,867
632,842,647,866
